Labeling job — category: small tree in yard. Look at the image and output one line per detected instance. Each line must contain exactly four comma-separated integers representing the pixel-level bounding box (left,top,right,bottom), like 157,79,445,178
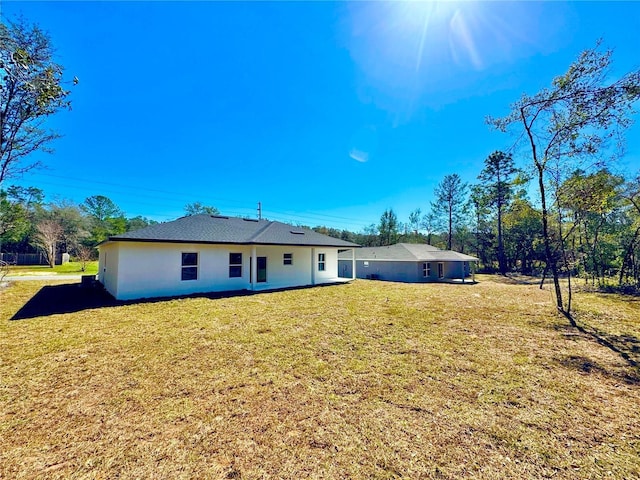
0,17,72,186
488,42,640,317
74,244,93,272
0,258,10,283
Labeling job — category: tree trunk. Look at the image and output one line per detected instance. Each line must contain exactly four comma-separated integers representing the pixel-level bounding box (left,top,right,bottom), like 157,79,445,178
497,200,506,275
619,226,640,285
537,164,565,313
448,205,453,250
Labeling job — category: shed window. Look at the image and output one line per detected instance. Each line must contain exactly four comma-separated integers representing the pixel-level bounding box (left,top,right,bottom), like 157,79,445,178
229,253,242,277
283,253,293,265
363,261,369,267
423,262,431,277
318,253,326,271
181,252,198,281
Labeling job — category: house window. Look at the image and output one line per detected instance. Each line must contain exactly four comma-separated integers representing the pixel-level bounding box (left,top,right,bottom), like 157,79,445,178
229,253,242,277
438,262,444,279
363,261,369,268
283,253,293,265
318,253,326,271
423,262,431,277
181,252,198,281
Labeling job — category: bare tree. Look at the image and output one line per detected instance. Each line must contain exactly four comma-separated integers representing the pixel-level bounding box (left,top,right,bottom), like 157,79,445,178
0,258,10,283
33,218,62,267
74,244,93,272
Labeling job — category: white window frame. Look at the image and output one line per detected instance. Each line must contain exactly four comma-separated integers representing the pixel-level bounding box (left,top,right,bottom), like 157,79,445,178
181,252,198,281
229,252,242,278
318,253,326,271
283,253,293,265
423,262,431,277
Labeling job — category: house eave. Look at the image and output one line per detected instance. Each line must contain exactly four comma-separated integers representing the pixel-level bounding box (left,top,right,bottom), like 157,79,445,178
102,237,361,249
338,256,479,262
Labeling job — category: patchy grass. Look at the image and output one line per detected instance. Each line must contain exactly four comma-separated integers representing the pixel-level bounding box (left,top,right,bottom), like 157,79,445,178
1,278,639,479
7,261,98,276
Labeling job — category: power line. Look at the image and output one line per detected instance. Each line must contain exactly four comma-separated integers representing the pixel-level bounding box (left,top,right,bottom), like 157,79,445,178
18,172,378,228
14,174,379,230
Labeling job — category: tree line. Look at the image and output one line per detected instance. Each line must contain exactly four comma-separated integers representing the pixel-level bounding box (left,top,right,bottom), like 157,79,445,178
0,191,219,268
312,162,640,293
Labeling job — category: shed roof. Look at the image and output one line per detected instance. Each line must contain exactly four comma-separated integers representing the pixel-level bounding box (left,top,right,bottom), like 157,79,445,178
105,214,360,248
338,243,478,262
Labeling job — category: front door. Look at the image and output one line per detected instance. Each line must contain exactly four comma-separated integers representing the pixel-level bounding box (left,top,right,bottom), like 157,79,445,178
257,256,267,283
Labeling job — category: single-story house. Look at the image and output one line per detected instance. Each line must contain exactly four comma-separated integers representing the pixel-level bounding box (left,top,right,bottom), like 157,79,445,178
338,243,478,283
98,214,359,300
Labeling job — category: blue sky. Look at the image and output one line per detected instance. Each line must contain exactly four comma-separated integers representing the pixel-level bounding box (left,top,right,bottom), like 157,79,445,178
4,1,640,231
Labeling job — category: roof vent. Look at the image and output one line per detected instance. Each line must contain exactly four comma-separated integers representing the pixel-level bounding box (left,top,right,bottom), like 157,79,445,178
210,215,229,219
290,230,305,235
243,218,259,222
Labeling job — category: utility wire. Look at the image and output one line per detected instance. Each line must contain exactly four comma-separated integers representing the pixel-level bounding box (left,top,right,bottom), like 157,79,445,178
15,173,377,230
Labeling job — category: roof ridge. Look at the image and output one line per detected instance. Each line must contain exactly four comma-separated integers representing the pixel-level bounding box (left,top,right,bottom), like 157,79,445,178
397,243,420,260
247,220,276,243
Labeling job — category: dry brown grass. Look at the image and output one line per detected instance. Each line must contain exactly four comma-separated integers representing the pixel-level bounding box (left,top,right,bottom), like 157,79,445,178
1,277,639,479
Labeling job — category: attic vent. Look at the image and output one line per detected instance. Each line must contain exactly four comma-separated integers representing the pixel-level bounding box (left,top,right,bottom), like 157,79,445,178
211,215,229,219
290,230,305,235
243,218,259,222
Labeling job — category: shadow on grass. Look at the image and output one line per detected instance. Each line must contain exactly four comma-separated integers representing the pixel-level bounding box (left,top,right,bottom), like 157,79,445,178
479,274,542,286
555,320,640,371
556,354,640,385
9,281,349,321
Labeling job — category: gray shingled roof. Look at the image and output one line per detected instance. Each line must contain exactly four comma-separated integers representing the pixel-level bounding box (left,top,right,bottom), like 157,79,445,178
106,214,360,248
338,243,478,262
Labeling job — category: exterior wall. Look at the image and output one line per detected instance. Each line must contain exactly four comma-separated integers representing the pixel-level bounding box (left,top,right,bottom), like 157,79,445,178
313,248,339,284
443,261,463,279
98,243,120,298
341,259,471,282
98,242,344,300
253,245,312,290
353,260,422,282
109,243,253,300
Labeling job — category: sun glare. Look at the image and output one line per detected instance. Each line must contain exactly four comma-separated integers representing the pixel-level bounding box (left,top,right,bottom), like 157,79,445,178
388,0,484,72
345,0,533,117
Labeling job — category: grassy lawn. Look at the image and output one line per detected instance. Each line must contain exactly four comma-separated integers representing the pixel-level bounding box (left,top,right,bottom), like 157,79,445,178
6,261,98,276
1,277,639,479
